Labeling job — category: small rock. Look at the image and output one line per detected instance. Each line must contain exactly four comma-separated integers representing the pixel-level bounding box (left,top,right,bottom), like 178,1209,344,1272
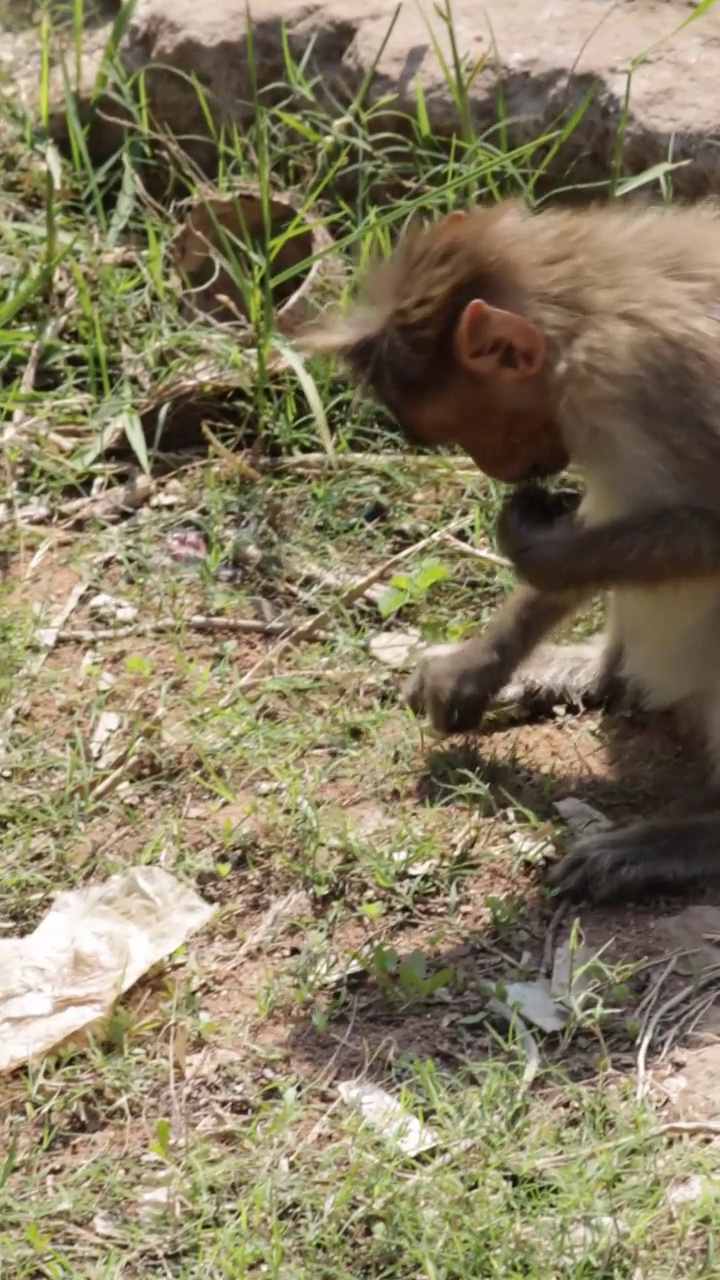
369,629,422,668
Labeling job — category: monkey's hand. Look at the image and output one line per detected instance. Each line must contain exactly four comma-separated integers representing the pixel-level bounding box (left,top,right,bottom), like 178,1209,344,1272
402,642,508,735
497,484,583,592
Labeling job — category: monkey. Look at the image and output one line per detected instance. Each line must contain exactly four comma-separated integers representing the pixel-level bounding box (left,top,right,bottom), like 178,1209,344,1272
300,199,720,905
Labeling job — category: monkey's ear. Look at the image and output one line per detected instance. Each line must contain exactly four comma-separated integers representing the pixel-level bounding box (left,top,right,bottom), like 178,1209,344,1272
443,209,469,226
454,299,545,381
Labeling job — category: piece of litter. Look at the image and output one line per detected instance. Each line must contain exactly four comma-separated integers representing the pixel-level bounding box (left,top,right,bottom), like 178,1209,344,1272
486,996,540,1087
36,627,59,650
369,629,422,668
91,1213,123,1239
338,1080,438,1156
509,830,548,864
504,979,568,1033
166,529,207,564
565,1214,625,1250
554,797,612,837
0,866,215,1074
88,592,138,625
89,711,123,760
137,1182,182,1219
667,1175,715,1207
313,953,366,988
391,849,437,876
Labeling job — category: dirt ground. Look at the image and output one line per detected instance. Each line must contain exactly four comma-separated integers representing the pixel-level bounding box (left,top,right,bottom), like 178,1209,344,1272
6,535,720,1142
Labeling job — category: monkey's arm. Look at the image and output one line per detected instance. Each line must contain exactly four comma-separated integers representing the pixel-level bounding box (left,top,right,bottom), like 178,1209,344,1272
498,487,720,594
404,584,589,734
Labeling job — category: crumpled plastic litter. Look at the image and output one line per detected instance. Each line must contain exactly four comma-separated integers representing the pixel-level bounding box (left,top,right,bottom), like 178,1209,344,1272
0,866,215,1074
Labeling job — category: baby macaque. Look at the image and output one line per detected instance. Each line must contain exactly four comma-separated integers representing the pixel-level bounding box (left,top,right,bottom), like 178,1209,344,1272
301,200,720,903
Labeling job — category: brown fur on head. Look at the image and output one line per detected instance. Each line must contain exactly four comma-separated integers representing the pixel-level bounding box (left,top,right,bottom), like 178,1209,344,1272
302,206,524,402
300,204,569,484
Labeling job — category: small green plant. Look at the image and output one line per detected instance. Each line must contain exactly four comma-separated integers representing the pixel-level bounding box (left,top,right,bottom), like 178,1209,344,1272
376,557,450,619
367,942,453,1002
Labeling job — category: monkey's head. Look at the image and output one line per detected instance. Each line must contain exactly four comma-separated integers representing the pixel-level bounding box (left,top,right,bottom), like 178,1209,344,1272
301,207,569,484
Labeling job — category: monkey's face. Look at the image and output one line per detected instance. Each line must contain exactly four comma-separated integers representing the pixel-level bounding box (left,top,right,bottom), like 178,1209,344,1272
397,371,569,484
389,296,568,483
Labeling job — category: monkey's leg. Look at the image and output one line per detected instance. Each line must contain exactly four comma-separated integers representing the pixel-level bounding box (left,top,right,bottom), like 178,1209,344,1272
548,812,720,903
549,687,720,902
496,635,625,716
404,585,590,734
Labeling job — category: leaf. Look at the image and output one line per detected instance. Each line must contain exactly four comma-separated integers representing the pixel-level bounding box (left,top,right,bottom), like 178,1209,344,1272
120,408,150,474
107,152,137,248
44,141,64,192
503,979,568,1033
399,948,428,986
413,559,450,594
614,160,690,197
376,586,408,619
423,967,454,996
270,335,335,460
550,937,596,1005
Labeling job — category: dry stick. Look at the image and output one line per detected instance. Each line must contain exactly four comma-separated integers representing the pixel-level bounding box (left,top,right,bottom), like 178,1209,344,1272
265,451,484,477
541,901,570,976
532,1122,720,1173
223,516,470,701
89,751,145,803
45,614,319,646
636,966,720,1101
635,955,678,1025
443,532,510,570
659,990,717,1061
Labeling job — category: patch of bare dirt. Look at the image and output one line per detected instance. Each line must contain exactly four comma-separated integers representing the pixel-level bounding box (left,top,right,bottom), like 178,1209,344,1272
6,534,720,1163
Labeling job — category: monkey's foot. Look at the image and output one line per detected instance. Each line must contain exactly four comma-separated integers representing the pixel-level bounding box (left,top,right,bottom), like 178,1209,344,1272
403,646,498,735
549,813,720,903
404,637,622,735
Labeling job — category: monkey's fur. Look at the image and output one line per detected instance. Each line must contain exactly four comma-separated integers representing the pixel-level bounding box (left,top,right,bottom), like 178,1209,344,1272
302,200,720,904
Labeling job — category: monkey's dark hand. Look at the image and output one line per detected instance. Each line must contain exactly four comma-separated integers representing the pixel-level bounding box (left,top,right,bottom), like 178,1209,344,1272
402,643,507,735
497,484,583,592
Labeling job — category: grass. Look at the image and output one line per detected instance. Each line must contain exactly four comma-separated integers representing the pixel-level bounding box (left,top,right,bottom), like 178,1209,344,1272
1,1,720,1276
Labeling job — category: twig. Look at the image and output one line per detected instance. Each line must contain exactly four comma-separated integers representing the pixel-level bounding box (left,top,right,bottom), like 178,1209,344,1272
88,750,144,802
533,1120,720,1171
659,990,717,1060
541,901,570,976
262,451,484,478
201,423,263,482
42,614,317,646
443,532,510,570
636,955,678,1024
450,815,481,860
636,966,720,1100
224,516,470,699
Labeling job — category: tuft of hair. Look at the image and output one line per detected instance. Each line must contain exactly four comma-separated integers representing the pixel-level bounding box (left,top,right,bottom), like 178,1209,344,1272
299,204,527,408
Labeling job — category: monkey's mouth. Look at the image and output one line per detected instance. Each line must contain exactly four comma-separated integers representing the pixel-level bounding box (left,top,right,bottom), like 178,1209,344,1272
525,462,556,481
